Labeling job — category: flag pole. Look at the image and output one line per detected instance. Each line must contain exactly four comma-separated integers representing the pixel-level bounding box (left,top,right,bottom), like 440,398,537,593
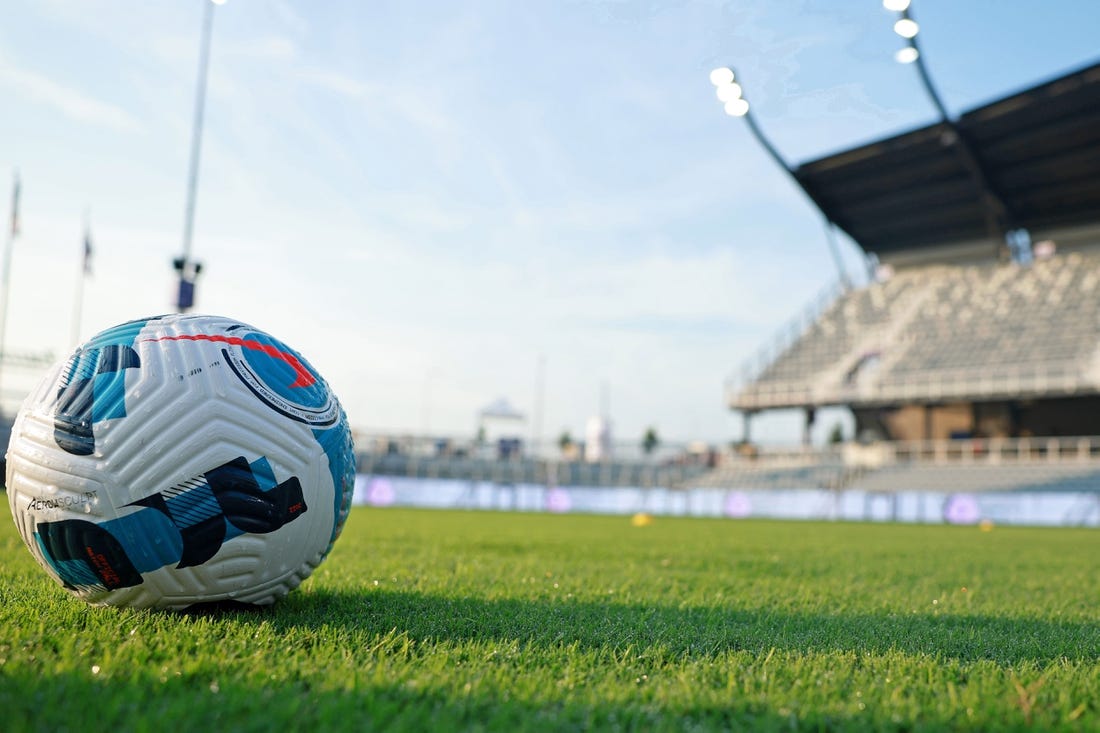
175,0,219,312
71,210,91,347
0,170,20,412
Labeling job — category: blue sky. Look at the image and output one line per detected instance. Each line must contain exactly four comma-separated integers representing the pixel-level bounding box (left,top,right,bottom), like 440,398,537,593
1,1,1098,449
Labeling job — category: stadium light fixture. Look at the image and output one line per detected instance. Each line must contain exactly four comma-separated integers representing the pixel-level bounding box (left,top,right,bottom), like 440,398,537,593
884,0,922,70
724,98,749,117
708,67,785,182
882,1,948,119
709,67,748,115
715,82,743,103
709,66,735,87
893,17,919,39
895,46,919,64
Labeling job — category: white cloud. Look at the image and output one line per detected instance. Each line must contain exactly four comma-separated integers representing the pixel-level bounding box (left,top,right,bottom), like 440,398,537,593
295,68,373,98
221,36,298,62
0,64,143,133
271,1,311,38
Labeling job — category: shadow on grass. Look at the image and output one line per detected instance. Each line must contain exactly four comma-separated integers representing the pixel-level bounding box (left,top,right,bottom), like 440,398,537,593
0,668,838,733
219,588,1098,665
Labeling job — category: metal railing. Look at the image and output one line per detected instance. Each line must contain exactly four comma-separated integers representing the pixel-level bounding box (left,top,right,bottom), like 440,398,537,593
725,278,846,398
731,360,1096,410
858,435,1100,466
355,434,1100,495
356,451,714,489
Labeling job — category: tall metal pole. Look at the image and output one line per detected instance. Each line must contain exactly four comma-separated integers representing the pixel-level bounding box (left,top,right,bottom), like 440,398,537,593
722,80,851,288
739,107,794,182
532,354,545,457
176,0,217,312
888,2,1014,257
420,368,433,438
898,14,950,122
0,170,20,410
71,210,91,347
822,221,850,289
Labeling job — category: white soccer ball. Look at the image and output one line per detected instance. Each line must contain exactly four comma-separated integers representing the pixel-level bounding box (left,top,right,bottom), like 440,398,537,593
5,314,355,609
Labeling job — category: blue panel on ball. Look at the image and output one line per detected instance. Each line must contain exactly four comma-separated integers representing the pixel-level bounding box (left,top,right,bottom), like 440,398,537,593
90,366,130,423
52,318,152,455
104,507,186,573
34,518,144,590
249,455,278,492
163,483,222,528
31,454,312,594
314,417,355,550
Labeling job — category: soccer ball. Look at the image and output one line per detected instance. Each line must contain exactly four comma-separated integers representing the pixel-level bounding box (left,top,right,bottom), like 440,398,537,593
5,314,355,609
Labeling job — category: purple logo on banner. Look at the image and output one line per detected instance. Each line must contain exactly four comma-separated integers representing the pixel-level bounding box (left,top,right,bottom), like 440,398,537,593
944,494,981,524
546,487,571,513
367,478,395,507
723,491,752,518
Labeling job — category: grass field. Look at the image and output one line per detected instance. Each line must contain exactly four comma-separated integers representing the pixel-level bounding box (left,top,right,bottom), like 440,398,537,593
1,505,1098,732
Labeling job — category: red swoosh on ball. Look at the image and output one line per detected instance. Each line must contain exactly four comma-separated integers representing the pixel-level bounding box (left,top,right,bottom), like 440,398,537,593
141,334,316,388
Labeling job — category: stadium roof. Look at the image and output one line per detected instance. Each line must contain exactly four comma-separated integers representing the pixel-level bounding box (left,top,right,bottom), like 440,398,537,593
791,60,1100,258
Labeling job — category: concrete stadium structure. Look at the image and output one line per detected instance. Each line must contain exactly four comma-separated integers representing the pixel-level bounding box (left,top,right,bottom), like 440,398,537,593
718,60,1100,498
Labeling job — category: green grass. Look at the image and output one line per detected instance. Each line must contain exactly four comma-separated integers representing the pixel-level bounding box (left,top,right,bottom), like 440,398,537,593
1,506,1098,732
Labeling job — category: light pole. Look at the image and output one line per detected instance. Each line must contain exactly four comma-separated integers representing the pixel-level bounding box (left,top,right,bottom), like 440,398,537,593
882,0,1015,257
709,67,850,287
175,0,225,312
883,0,948,120
0,171,19,409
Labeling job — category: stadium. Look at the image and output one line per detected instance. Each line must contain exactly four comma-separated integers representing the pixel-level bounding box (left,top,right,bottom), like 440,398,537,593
2,3,1099,731
351,62,1100,528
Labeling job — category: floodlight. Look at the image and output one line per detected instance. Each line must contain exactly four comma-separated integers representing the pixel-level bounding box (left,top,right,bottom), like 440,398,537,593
709,67,735,87
894,18,919,38
895,46,919,64
716,82,743,103
882,0,910,11
724,99,749,117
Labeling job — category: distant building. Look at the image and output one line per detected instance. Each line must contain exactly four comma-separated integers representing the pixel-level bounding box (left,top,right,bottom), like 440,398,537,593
584,415,612,462
477,397,526,459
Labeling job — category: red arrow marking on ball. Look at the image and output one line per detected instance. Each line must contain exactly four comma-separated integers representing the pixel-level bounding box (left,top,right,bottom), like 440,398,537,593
141,334,317,388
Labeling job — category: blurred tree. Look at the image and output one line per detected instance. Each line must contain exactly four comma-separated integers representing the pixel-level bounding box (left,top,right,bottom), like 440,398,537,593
828,422,845,444
558,431,573,455
642,426,659,455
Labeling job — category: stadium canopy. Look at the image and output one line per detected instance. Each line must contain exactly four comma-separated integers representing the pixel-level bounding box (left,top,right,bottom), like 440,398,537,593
790,60,1100,258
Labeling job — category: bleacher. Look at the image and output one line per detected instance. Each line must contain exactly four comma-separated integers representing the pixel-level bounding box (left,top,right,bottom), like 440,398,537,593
884,252,1097,382
734,247,1100,410
356,450,714,489
750,270,919,387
